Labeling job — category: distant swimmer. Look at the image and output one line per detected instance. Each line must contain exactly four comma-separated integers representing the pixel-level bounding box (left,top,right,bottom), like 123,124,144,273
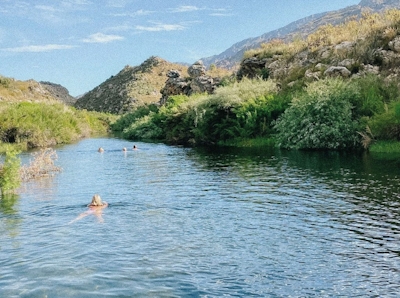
98,147,104,153
133,145,137,150
123,147,127,151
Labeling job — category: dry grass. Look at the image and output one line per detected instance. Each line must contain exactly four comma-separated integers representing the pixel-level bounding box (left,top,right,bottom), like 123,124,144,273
357,125,374,149
244,9,400,59
0,77,57,103
20,148,62,181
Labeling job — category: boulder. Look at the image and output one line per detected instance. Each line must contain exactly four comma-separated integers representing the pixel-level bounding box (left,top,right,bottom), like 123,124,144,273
167,70,181,78
335,41,355,57
188,60,206,78
324,66,351,78
389,36,400,53
190,76,215,94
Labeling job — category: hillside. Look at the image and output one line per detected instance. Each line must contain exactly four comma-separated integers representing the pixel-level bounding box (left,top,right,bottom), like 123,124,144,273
237,8,400,91
74,56,188,114
40,81,77,105
201,0,400,69
0,76,69,103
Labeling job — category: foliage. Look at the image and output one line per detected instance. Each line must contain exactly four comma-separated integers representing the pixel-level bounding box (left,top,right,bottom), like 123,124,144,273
369,140,400,153
274,78,360,149
351,75,391,118
120,78,283,145
0,150,21,194
122,114,163,140
367,101,400,141
111,104,158,132
0,102,110,150
20,148,62,181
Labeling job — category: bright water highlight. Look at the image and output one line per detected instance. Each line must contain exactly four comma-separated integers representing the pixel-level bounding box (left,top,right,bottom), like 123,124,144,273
1,138,400,297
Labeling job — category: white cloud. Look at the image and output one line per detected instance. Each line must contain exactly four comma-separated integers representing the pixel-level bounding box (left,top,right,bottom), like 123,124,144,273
61,0,92,9
110,9,155,17
135,23,185,32
35,5,60,13
209,13,234,17
170,5,201,13
82,32,125,43
106,0,129,8
2,44,76,53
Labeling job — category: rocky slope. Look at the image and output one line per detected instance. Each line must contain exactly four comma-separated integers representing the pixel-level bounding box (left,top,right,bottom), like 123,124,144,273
201,0,400,69
0,76,70,103
236,9,400,90
40,81,77,105
74,56,188,114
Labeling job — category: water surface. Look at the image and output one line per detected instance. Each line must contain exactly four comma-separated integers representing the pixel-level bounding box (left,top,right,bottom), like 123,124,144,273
1,138,400,297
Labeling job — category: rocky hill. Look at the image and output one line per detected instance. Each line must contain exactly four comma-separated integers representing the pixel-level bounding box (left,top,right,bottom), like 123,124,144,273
236,9,400,90
74,56,188,114
201,0,400,69
0,76,69,103
40,81,77,105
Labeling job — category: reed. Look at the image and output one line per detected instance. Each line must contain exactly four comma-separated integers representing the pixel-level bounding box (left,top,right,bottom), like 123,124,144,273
20,148,62,182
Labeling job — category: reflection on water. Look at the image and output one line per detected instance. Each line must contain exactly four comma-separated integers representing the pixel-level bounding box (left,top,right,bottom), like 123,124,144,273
1,138,400,297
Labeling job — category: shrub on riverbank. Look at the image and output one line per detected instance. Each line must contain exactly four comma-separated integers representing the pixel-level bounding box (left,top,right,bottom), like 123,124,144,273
0,102,112,151
274,78,360,150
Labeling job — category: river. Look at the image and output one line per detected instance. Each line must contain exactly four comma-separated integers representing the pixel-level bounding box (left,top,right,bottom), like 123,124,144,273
1,137,400,297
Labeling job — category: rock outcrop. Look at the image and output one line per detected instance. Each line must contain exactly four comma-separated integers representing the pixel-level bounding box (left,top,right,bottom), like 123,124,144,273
160,60,220,105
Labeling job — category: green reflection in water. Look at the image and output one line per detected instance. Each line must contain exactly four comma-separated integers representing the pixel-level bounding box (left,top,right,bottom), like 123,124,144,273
0,193,22,243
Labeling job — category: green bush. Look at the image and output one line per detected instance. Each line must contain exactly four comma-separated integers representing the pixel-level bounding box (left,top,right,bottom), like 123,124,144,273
0,150,21,194
122,114,163,140
368,101,400,140
111,104,158,132
0,102,109,149
274,78,360,149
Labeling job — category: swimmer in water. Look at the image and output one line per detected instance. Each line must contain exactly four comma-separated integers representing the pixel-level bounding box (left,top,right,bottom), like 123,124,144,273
69,194,108,224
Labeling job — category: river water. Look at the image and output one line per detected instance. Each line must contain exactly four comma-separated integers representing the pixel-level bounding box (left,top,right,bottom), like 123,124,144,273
1,137,400,297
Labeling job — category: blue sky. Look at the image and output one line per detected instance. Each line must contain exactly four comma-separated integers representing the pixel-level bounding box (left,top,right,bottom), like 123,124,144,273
0,0,360,96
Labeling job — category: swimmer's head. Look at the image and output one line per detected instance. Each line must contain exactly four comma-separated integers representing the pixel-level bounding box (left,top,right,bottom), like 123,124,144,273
90,194,103,206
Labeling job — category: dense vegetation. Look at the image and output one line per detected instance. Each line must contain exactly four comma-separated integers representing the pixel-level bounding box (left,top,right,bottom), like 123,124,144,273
0,101,113,152
111,74,400,150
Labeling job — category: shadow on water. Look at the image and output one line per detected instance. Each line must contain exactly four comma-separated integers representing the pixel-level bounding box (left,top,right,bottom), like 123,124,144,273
191,145,400,220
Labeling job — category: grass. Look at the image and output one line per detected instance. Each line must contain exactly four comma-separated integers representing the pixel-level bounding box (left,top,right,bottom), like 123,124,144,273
369,140,400,153
0,102,112,151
